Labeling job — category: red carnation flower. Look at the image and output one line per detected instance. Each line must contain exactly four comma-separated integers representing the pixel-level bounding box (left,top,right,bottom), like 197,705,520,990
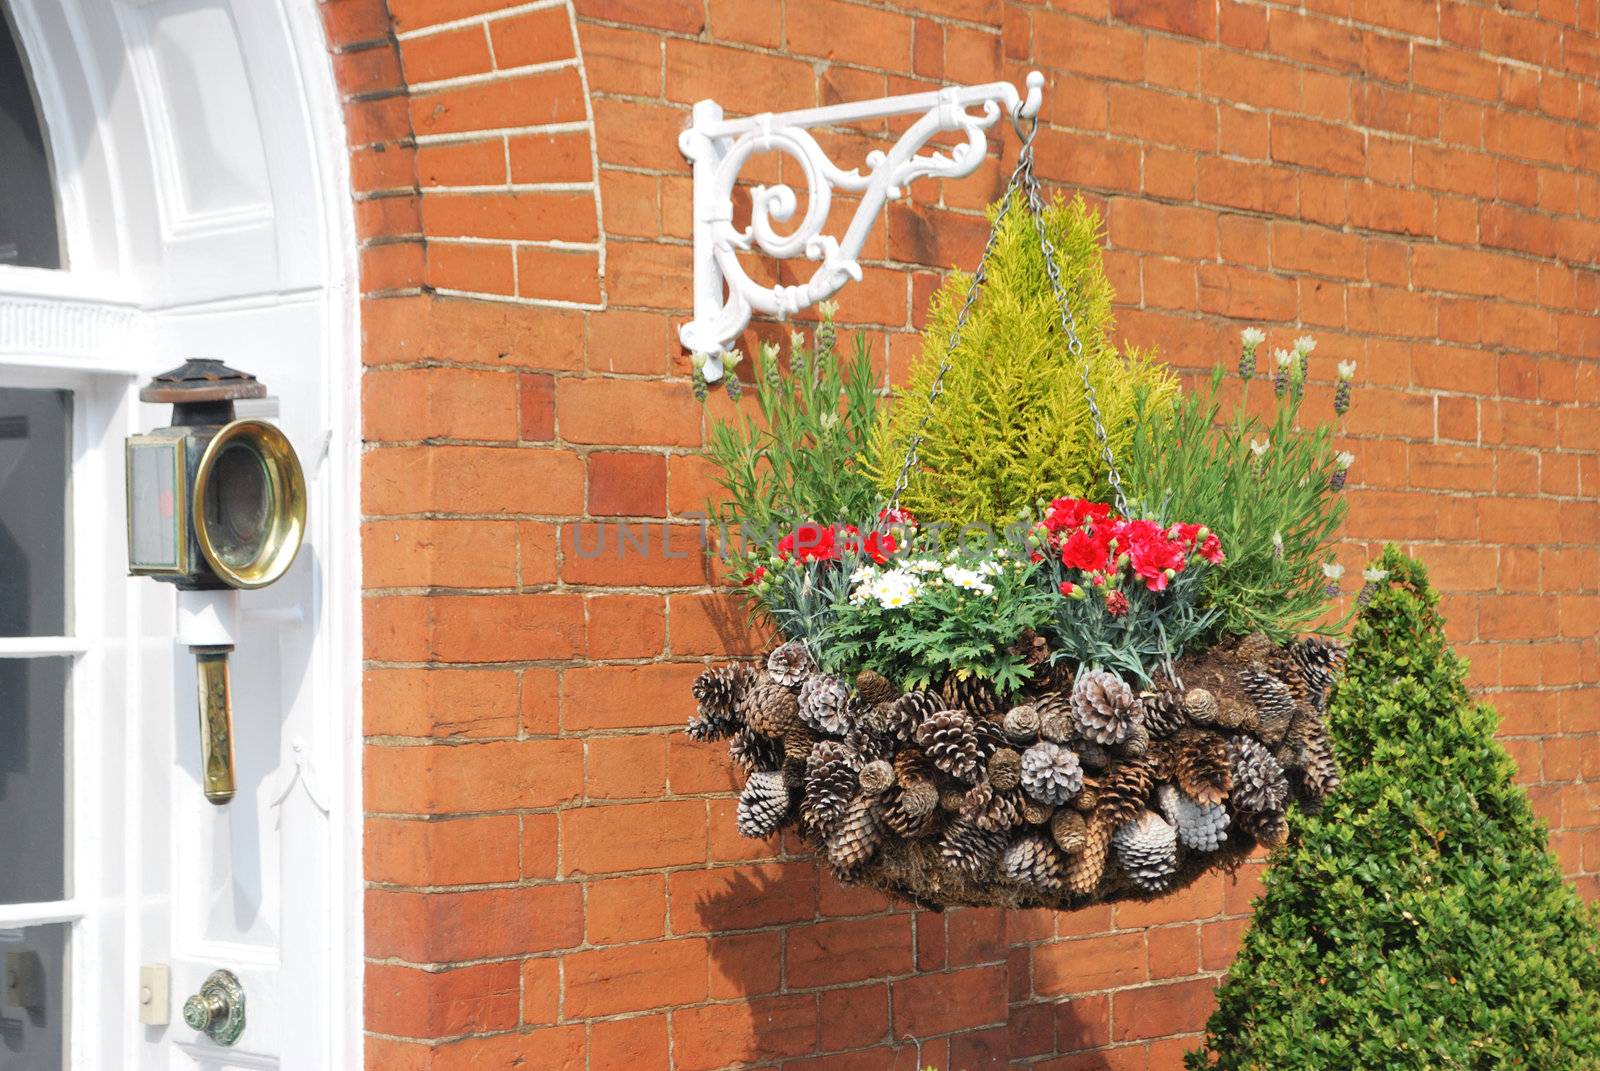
1104,589,1130,616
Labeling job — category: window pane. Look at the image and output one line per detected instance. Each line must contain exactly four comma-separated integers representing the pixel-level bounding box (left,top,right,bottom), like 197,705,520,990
0,657,68,904
0,388,69,638
0,8,61,269
0,922,68,1064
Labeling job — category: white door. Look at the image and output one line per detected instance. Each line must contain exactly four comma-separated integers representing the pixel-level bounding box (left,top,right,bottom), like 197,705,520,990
0,1,360,1067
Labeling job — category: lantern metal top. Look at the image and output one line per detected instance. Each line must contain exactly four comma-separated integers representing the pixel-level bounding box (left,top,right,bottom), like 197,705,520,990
140,359,267,404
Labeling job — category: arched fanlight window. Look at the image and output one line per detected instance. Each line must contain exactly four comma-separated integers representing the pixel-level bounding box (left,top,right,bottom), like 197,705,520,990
0,5,61,269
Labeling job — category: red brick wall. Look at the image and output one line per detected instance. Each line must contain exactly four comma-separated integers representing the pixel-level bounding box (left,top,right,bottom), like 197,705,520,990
324,0,1600,1065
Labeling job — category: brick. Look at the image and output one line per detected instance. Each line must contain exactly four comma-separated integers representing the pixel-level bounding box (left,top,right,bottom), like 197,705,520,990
517,246,604,305
891,965,1008,1037
416,138,504,188
366,884,582,961
562,799,707,874
565,939,709,1017
363,444,585,516
424,191,598,243
584,732,668,799
363,367,520,441
673,995,819,1071
573,0,704,34
588,452,668,516
431,1026,587,1071
668,861,819,933
586,593,666,659
1111,978,1218,1041
409,68,586,136
1108,198,1216,259
365,814,521,886
365,961,519,1038
1034,931,1148,995
399,26,492,85
1113,0,1215,39
788,916,915,988
786,0,914,69
366,738,583,813
556,377,703,447
488,6,575,68
586,874,666,945
590,1013,670,1068
1272,116,1365,176
363,667,519,738
425,242,514,296
507,130,594,186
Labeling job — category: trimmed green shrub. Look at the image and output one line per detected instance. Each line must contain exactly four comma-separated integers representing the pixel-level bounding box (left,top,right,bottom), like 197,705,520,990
865,194,1175,529
1187,547,1600,1070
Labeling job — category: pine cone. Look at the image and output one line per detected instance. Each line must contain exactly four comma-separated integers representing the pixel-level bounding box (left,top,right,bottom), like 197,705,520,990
939,819,1006,879
987,748,1024,791
1072,669,1139,745
941,674,1002,719
1112,810,1180,892
1183,687,1220,726
1021,741,1084,805
882,690,942,749
1073,735,1112,770
1001,833,1064,891
736,770,794,838
798,673,853,735
1292,636,1346,710
826,794,884,877
883,776,940,838
1063,816,1112,894
858,759,895,797
1155,783,1229,852
1002,705,1042,743
914,710,982,782
742,682,801,738
854,668,900,706
1229,735,1289,813
1009,628,1051,669
1215,698,1260,732
1027,658,1075,696
962,780,1023,832
1283,715,1340,803
1094,758,1155,827
692,664,752,721
974,717,1008,760
782,725,817,766
1235,632,1275,663
1239,668,1297,744
1174,729,1232,806
767,640,815,687
728,727,785,773
1145,736,1179,783
1021,796,1055,825
802,741,859,832
1050,808,1088,854
1034,693,1074,743
1139,687,1188,738
686,708,736,742
1112,719,1151,758
1236,806,1288,847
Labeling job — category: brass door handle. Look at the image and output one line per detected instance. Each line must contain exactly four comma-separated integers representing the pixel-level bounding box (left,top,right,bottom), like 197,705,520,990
181,969,246,1045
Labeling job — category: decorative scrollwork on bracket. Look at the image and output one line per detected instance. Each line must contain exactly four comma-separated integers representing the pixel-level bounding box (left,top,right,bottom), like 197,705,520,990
679,71,1044,382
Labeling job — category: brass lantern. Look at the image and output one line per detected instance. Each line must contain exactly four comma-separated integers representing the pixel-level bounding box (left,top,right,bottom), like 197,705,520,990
126,359,306,590
126,359,307,804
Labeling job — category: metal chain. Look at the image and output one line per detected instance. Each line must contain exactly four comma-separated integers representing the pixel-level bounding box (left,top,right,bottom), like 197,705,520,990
885,144,1030,512
1015,121,1130,517
888,115,1131,518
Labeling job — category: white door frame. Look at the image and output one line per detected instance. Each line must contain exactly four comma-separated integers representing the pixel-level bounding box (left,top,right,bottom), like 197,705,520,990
0,0,362,1065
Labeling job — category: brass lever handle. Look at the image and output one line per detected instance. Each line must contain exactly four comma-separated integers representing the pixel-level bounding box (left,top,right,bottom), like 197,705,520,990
182,969,246,1045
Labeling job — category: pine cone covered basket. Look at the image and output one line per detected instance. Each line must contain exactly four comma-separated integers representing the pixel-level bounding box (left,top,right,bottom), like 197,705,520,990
686,634,1344,911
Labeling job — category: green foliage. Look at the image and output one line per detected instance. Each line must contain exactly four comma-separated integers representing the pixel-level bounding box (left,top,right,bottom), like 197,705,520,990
1031,540,1218,685
866,195,1176,529
819,543,1054,695
1126,355,1347,642
1188,547,1600,1071
704,307,882,575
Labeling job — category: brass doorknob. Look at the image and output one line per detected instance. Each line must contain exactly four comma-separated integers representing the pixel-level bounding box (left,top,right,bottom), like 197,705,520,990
181,969,246,1045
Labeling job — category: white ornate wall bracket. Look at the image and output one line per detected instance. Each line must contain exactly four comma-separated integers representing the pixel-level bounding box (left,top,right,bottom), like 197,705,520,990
679,70,1045,382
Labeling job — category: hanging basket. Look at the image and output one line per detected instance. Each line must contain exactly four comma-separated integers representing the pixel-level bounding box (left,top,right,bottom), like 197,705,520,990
686,120,1345,911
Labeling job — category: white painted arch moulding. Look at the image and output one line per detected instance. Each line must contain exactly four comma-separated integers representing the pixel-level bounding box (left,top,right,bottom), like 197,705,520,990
679,71,1045,382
